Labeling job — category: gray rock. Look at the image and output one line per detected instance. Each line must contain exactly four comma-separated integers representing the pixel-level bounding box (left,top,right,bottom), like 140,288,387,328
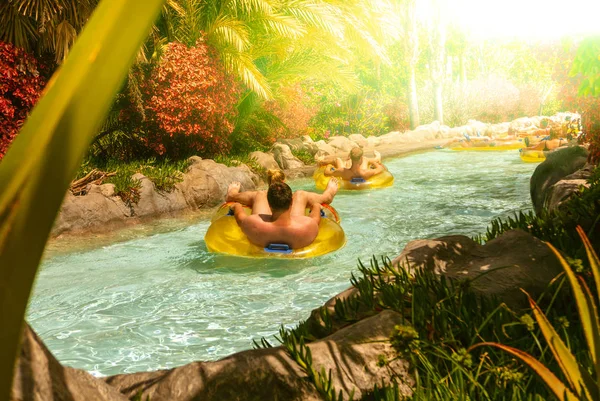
348,134,368,147
250,151,279,171
315,141,337,157
272,143,305,170
53,159,257,236
105,310,413,401
52,189,131,236
276,138,305,152
391,230,564,309
12,323,129,401
327,136,358,152
530,146,589,215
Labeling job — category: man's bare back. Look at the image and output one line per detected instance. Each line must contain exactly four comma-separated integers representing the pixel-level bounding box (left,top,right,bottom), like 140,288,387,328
325,160,385,180
227,179,338,249
239,214,319,249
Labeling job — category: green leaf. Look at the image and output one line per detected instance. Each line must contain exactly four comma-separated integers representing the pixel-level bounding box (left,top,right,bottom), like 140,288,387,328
471,342,578,401
546,242,599,367
525,290,594,399
0,0,165,398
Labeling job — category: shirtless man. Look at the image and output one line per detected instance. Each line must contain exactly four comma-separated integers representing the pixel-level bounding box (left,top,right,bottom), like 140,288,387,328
225,178,338,249
323,147,386,181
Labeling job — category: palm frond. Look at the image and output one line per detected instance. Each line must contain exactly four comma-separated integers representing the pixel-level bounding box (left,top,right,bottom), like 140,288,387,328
257,12,305,39
0,2,38,50
53,19,77,61
207,14,250,52
10,0,62,21
223,51,271,99
282,1,343,38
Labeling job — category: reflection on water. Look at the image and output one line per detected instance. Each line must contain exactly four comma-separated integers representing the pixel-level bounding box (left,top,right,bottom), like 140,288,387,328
29,150,536,376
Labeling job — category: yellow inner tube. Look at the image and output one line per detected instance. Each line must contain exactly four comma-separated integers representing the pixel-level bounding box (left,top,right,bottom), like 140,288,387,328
520,150,546,163
450,142,525,151
313,166,394,191
205,203,346,258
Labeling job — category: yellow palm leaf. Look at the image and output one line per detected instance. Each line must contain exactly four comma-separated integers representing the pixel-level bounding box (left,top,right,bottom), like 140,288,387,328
0,0,165,398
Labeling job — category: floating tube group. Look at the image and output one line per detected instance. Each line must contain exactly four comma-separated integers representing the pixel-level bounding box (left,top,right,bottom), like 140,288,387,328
312,166,394,191
204,203,345,258
449,142,525,151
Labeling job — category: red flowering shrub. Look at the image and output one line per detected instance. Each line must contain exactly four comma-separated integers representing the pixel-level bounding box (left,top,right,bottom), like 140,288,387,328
0,41,46,160
141,39,240,158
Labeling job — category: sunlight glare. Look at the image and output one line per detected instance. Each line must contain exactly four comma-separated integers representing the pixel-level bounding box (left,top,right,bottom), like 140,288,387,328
419,0,600,40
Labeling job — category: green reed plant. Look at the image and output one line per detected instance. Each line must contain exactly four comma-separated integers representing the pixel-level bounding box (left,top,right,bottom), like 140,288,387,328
472,227,600,401
264,251,590,400
0,0,165,398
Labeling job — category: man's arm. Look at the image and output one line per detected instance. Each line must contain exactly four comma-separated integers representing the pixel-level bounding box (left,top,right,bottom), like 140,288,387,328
323,164,343,177
232,203,247,226
308,202,322,225
361,163,385,179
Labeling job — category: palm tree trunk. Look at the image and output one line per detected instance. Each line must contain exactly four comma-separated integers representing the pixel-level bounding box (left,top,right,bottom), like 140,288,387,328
408,66,419,129
404,0,420,129
433,82,443,124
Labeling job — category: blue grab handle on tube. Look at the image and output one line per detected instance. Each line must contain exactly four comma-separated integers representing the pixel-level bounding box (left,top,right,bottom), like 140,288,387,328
264,243,293,254
350,177,366,184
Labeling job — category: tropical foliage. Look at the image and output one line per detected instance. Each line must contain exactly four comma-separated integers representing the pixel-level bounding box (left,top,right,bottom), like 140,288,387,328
140,38,241,158
0,41,46,159
473,227,600,401
0,0,96,62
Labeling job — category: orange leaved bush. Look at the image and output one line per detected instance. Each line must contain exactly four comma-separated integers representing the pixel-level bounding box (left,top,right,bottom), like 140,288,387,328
141,38,241,158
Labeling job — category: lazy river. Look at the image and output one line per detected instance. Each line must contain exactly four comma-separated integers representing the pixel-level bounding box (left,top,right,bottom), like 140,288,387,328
28,150,537,376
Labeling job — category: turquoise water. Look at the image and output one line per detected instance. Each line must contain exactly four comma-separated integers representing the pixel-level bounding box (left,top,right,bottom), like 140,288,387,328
28,151,536,376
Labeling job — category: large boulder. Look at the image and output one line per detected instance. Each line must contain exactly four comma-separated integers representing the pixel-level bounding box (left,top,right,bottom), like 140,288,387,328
530,146,589,215
543,162,595,214
272,143,305,170
53,157,259,236
180,158,256,209
52,185,132,236
365,136,381,147
414,121,441,139
276,138,305,152
348,134,368,147
314,140,338,158
378,131,402,145
250,151,279,171
327,136,358,152
105,310,413,401
12,323,129,401
391,230,563,309
132,173,188,218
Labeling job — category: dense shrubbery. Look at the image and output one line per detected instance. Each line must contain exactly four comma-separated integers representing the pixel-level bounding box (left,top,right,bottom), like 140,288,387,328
0,41,46,159
140,39,241,158
308,85,393,140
